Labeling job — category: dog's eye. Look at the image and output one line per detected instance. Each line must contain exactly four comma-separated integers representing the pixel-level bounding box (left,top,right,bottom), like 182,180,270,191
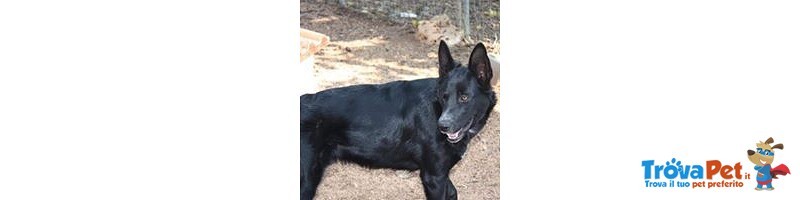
459,94,469,102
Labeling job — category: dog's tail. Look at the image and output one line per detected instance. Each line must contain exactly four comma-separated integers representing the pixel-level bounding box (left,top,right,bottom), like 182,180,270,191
300,103,317,132
300,94,319,132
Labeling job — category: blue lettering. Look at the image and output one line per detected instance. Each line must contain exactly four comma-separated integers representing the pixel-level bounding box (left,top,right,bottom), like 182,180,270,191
642,159,705,180
690,165,704,179
642,160,654,179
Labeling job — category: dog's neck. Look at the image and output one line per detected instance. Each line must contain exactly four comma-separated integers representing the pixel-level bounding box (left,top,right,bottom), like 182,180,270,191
447,138,471,160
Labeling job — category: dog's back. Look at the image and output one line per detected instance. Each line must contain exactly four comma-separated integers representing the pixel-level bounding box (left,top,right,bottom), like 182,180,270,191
300,78,438,169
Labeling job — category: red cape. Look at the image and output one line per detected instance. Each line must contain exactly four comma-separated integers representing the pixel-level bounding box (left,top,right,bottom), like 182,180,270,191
771,164,791,179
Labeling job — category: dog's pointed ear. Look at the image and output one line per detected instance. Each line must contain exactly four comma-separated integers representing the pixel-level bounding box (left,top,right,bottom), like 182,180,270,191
772,143,784,150
765,137,774,144
438,40,454,78
468,42,492,88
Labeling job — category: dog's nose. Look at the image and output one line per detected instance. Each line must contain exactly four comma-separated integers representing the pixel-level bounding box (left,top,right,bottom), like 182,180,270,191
747,150,755,156
438,125,450,133
438,118,453,132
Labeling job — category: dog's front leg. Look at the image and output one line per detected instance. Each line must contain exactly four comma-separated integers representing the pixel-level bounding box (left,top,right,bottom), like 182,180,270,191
445,178,457,200
420,170,457,200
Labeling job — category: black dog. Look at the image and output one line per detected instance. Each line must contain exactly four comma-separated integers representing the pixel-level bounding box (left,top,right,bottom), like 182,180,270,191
300,41,496,200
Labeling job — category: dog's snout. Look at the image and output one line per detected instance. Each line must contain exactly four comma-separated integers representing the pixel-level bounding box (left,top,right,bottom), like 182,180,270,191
438,125,450,133
438,117,453,132
747,150,755,156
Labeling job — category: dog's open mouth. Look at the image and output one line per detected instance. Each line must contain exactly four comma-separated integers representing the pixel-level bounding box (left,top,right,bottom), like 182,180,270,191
441,118,473,143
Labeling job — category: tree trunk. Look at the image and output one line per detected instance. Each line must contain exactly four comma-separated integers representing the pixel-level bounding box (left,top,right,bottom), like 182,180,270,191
462,0,470,38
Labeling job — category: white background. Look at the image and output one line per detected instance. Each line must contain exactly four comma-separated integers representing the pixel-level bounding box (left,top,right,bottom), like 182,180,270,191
1,0,798,199
505,0,799,198
1,1,295,199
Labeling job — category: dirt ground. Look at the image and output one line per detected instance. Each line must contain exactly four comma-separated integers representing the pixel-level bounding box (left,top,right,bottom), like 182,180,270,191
301,2,500,199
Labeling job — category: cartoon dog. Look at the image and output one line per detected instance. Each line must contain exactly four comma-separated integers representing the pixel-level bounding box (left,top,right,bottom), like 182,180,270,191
746,137,791,191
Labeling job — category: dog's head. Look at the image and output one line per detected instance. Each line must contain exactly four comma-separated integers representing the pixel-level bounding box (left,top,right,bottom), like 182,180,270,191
435,41,496,144
747,137,783,166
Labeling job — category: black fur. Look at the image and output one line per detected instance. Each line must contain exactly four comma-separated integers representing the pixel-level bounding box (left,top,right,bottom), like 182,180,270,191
300,41,496,200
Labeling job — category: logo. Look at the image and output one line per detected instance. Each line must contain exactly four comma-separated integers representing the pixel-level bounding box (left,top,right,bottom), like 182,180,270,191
745,137,791,191
641,137,791,190
642,158,746,189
